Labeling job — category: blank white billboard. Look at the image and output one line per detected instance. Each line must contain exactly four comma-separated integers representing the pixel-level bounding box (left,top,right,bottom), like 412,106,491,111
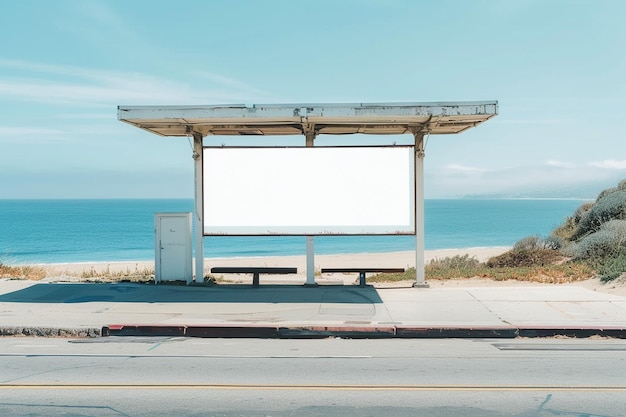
202,146,415,235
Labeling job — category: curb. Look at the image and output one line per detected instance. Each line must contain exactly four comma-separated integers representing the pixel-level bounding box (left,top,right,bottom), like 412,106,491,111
3,325,624,339
278,325,396,339
101,324,626,339
395,326,518,338
517,327,626,339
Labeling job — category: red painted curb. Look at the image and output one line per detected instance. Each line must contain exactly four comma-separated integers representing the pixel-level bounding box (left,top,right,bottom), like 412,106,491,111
102,325,187,337
278,325,396,339
395,326,518,339
186,326,279,338
518,327,626,339
101,324,626,339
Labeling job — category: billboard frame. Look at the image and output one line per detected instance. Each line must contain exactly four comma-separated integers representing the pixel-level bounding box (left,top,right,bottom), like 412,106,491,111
201,145,416,236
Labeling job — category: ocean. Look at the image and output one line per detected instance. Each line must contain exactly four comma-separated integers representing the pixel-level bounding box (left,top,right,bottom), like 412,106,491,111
0,199,586,264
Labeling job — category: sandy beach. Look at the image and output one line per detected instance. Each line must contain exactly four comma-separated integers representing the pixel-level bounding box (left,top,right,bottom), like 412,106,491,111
39,247,511,277
28,246,625,297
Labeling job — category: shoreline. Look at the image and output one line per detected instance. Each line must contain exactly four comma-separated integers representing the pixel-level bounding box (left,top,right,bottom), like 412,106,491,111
33,247,512,275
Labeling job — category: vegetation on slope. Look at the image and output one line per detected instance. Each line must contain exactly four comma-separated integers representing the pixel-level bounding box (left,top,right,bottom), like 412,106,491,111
372,180,626,283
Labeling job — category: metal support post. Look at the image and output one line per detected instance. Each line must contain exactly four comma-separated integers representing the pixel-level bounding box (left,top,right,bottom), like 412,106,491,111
305,129,315,147
305,128,317,286
305,235,316,286
193,133,205,284
413,133,429,288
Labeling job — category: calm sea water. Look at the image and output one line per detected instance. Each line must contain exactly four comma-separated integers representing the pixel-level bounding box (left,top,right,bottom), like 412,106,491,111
0,199,586,264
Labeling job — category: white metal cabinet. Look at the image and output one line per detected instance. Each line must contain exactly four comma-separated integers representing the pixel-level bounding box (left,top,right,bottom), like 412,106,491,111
155,212,192,284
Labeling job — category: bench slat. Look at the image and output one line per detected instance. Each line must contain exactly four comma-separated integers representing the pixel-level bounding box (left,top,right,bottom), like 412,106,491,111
210,267,298,287
320,268,405,287
211,267,297,274
320,268,405,274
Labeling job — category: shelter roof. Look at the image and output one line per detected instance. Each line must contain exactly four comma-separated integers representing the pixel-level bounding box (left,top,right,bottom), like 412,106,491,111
117,101,498,137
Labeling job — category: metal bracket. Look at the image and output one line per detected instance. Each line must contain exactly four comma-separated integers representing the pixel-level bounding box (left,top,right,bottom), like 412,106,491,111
304,123,317,147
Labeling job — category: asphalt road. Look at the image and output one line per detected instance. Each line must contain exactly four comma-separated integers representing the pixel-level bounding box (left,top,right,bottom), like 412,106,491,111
0,337,625,416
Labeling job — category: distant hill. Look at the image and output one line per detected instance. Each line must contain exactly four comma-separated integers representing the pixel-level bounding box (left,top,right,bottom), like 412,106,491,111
462,179,622,200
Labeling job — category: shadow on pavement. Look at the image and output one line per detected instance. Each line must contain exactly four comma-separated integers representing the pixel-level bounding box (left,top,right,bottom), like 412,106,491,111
0,282,383,304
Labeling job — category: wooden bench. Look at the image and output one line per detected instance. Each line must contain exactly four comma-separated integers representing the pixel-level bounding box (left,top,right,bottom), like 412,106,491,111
210,267,298,287
320,268,405,287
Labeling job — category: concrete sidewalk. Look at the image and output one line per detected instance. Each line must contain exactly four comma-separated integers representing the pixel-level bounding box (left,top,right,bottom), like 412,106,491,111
0,279,625,338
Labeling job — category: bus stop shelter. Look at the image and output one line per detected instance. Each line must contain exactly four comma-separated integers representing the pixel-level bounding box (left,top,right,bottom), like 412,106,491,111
118,101,498,287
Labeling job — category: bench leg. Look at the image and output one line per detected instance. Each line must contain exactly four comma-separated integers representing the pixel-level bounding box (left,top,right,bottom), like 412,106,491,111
359,272,366,287
252,272,260,287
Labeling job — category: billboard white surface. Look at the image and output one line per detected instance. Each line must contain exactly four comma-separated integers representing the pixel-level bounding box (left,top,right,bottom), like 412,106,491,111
202,146,415,235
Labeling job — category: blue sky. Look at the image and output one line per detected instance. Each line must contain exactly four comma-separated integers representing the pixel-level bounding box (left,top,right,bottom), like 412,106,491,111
1,0,625,199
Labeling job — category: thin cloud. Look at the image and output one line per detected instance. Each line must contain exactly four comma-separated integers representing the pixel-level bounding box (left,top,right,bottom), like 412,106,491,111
444,163,487,175
0,122,126,142
0,126,63,136
0,59,266,107
55,112,115,120
0,126,70,143
588,159,626,170
546,159,575,168
0,126,65,136
427,162,622,198
193,70,270,98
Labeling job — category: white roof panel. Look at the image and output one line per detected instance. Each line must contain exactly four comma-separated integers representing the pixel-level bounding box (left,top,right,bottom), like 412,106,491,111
117,101,498,138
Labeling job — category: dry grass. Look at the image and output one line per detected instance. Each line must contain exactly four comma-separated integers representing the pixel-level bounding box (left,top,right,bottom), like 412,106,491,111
486,249,564,268
477,262,595,283
368,255,595,284
0,263,47,280
1,252,597,286
1,261,155,284
78,265,155,283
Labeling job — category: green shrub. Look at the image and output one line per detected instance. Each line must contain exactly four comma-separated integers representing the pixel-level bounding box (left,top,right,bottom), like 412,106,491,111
543,235,563,250
551,203,593,242
489,236,563,268
564,219,626,259
424,255,482,280
584,245,626,282
513,235,542,251
551,218,577,242
486,248,562,268
596,187,618,202
428,254,481,269
573,201,595,223
572,190,626,240
513,235,562,251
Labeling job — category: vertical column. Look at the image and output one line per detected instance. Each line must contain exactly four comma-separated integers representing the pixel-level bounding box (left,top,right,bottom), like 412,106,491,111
413,133,429,288
305,236,316,286
305,130,315,147
305,128,317,286
193,133,205,285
